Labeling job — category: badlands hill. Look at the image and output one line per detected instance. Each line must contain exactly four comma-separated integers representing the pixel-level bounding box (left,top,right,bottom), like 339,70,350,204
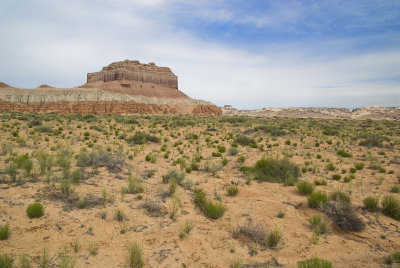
222,105,400,120
0,60,221,115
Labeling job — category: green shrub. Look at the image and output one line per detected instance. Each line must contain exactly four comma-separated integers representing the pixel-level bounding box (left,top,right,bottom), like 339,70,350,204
297,181,315,196
34,125,53,133
314,179,327,186
0,253,13,268
354,162,365,170
5,162,18,182
127,174,144,194
71,168,84,184
26,202,44,218
237,156,246,163
386,251,400,265
331,174,341,181
329,190,351,203
162,170,185,184
217,145,226,153
324,200,365,232
235,135,256,146
309,214,328,235
242,157,300,183
308,191,328,208
13,154,33,176
126,131,159,145
391,186,400,193
267,227,282,249
179,221,193,239
228,147,239,156
358,133,389,147
325,163,336,171
128,241,144,268
382,196,400,220
227,186,239,196
194,188,225,219
363,196,378,212
297,257,333,268
336,149,352,158
0,224,10,240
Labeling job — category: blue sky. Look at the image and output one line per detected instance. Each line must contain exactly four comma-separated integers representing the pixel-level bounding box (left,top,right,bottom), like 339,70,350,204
0,0,399,109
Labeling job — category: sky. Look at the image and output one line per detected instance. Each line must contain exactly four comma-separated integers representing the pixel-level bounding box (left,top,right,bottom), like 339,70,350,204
0,0,399,109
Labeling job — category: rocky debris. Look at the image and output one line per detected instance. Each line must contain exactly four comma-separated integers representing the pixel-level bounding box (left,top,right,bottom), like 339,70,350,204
87,60,178,89
221,105,400,120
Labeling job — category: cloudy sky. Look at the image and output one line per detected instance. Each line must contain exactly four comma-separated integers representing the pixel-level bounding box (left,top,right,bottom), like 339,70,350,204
0,0,399,109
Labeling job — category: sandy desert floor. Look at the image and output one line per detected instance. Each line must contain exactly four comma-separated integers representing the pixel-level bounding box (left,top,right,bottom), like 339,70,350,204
0,112,399,267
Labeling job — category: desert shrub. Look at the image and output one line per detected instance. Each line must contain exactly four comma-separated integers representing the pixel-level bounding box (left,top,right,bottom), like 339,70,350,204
217,145,226,153
115,208,125,221
127,174,144,194
19,253,30,268
325,163,336,171
331,174,341,181
169,179,178,196
242,157,300,183
349,167,357,174
60,178,72,196
284,177,298,186
336,149,352,158
78,197,87,209
254,125,286,136
314,179,327,186
354,162,365,170
140,200,164,217
267,227,282,249
381,196,400,220
227,186,239,196
162,170,185,184
297,257,333,268
126,131,159,145
329,190,351,203
386,251,400,265
75,149,124,172
308,191,328,208
5,162,18,182
169,198,180,220
235,135,256,146
26,202,44,218
185,133,198,140
237,156,246,163
128,241,144,268
71,168,84,184
297,181,315,196
309,214,328,235
35,149,53,175
232,223,267,246
0,253,13,268
34,125,53,133
358,133,389,147
88,241,98,256
179,221,193,239
391,186,400,193
363,196,379,212
13,154,33,176
194,188,225,219
228,147,239,156
324,200,365,232
0,224,10,240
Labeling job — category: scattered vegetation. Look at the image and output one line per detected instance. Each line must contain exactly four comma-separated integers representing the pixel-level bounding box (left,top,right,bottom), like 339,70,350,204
26,202,44,218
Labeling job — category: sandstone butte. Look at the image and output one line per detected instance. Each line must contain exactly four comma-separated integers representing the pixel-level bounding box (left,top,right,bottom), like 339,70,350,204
0,60,222,116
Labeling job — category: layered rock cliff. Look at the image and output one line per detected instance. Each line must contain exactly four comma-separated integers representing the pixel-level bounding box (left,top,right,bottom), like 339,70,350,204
87,60,178,89
0,60,222,116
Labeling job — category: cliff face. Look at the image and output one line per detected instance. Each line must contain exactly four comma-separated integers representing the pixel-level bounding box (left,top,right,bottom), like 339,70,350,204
0,60,222,116
87,60,178,89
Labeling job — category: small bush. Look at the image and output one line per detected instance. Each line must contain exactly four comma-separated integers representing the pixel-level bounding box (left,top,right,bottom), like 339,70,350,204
26,202,44,218
194,188,225,219
228,147,239,156
217,145,226,153
162,170,185,184
140,200,164,217
381,196,400,220
325,163,336,171
235,135,256,146
232,223,267,246
297,257,333,268
242,157,300,184
331,174,341,181
267,227,282,249
354,162,365,170
0,224,10,240
0,253,13,268
179,221,193,239
227,186,239,196
309,214,328,235
308,191,328,208
386,251,400,265
297,181,315,196
324,200,365,232
128,241,144,268
126,131,159,145
127,174,144,194
363,196,379,212
314,179,327,186
329,190,351,203
391,186,400,193
115,208,125,221
336,149,352,158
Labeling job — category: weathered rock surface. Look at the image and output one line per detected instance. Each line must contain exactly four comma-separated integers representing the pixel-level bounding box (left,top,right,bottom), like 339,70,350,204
0,60,222,116
87,60,178,89
221,105,400,120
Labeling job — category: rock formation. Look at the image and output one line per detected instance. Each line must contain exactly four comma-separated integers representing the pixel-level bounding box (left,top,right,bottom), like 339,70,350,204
87,60,178,89
221,105,400,120
0,60,222,116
